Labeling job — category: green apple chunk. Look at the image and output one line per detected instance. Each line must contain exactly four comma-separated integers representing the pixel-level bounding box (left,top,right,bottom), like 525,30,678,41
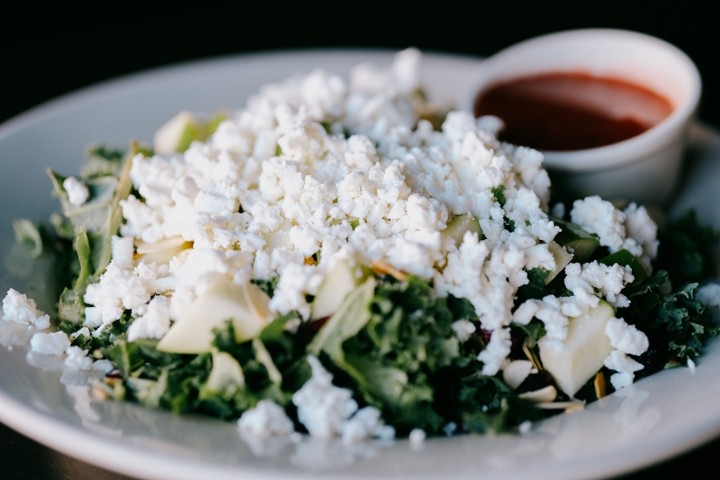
203,349,245,395
310,260,368,320
157,276,272,354
546,241,573,284
153,110,226,154
538,300,614,398
552,218,600,262
153,110,200,154
442,213,482,247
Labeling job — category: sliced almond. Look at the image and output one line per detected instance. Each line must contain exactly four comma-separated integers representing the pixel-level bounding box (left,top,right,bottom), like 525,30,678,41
594,371,608,399
519,385,557,403
503,360,535,389
371,259,408,281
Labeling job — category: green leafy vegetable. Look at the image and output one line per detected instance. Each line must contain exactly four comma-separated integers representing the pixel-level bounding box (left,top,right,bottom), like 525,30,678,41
656,209,720,286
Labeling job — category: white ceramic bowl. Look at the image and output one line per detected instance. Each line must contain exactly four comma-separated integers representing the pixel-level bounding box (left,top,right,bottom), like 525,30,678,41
463,28,702,206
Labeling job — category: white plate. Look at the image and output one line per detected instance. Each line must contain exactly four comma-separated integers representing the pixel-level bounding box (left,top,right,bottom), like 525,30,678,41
1,49,719,480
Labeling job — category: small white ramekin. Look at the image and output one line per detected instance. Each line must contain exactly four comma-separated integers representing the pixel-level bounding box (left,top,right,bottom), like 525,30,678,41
463,28,702,206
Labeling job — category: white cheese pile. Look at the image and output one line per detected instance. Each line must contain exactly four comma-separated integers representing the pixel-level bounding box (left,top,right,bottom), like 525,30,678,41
92,49,565,371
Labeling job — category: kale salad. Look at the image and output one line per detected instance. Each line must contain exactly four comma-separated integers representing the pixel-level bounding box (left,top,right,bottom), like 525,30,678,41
2,49,719,444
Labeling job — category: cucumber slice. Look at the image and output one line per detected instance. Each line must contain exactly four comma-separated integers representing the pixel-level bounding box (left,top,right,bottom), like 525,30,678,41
553,218,600,262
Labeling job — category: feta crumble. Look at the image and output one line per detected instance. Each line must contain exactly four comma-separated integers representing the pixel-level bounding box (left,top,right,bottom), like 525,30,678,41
30,331,70,355
292,356,395,443
2,289,50,329
238,399,295,438
698,282,720,309
62,176,90,206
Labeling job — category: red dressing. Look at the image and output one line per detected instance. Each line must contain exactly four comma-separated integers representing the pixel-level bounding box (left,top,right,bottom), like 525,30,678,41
472,71,674,151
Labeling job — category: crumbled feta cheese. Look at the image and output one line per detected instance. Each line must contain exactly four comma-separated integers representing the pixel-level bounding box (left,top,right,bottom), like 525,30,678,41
623,202,658,270
442,422,458,436
111,235,135,270
341,406,395,444
83,261,153,328
451,319,476,342
569,197,660,277
570,196,627,251
237,399,295,437
518,420,533,434
697,282,720,309
478,326,512,376
63,176,90,206
608,371,635,391
604,350,644,390
30,331,70,355
127,295,171,341
70,327,90,340
570,196,647,264
269,263,323,318
2,289,50,329
605,316,649,356
65,346,95,370
574,261,633,308
93,359,115,373
409,428,426,448
292,356,394,442
292,355,360,439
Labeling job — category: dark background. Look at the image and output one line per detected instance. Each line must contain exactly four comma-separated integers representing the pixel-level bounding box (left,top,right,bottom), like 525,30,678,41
1,4,718,479
2,5,720,129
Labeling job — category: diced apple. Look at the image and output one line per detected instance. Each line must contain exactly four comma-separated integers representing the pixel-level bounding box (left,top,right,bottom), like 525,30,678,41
153,111,200,154
442,213,482,247
538,301,614,398
153,110,226,154
546,241,573,284
203,349,245,395
502,359,535,389
310,260,366,320
157,275,272,354
518,385,557,403
135,236,193,265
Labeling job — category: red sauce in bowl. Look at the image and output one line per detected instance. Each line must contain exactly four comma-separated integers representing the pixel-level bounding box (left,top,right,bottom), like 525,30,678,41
472,71,674,151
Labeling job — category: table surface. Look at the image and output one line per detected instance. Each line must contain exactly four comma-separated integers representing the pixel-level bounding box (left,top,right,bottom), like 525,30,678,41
2,5,719,479
1,419,718,479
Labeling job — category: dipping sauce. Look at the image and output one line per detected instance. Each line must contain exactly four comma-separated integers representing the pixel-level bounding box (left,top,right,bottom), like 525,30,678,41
473,71,674,151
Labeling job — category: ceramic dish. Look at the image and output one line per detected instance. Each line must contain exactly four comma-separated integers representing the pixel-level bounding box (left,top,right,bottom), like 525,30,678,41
462,28,702,206
1,49,719,480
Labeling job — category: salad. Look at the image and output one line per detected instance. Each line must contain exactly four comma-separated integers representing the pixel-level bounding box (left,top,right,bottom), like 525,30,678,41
2,48,719,445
